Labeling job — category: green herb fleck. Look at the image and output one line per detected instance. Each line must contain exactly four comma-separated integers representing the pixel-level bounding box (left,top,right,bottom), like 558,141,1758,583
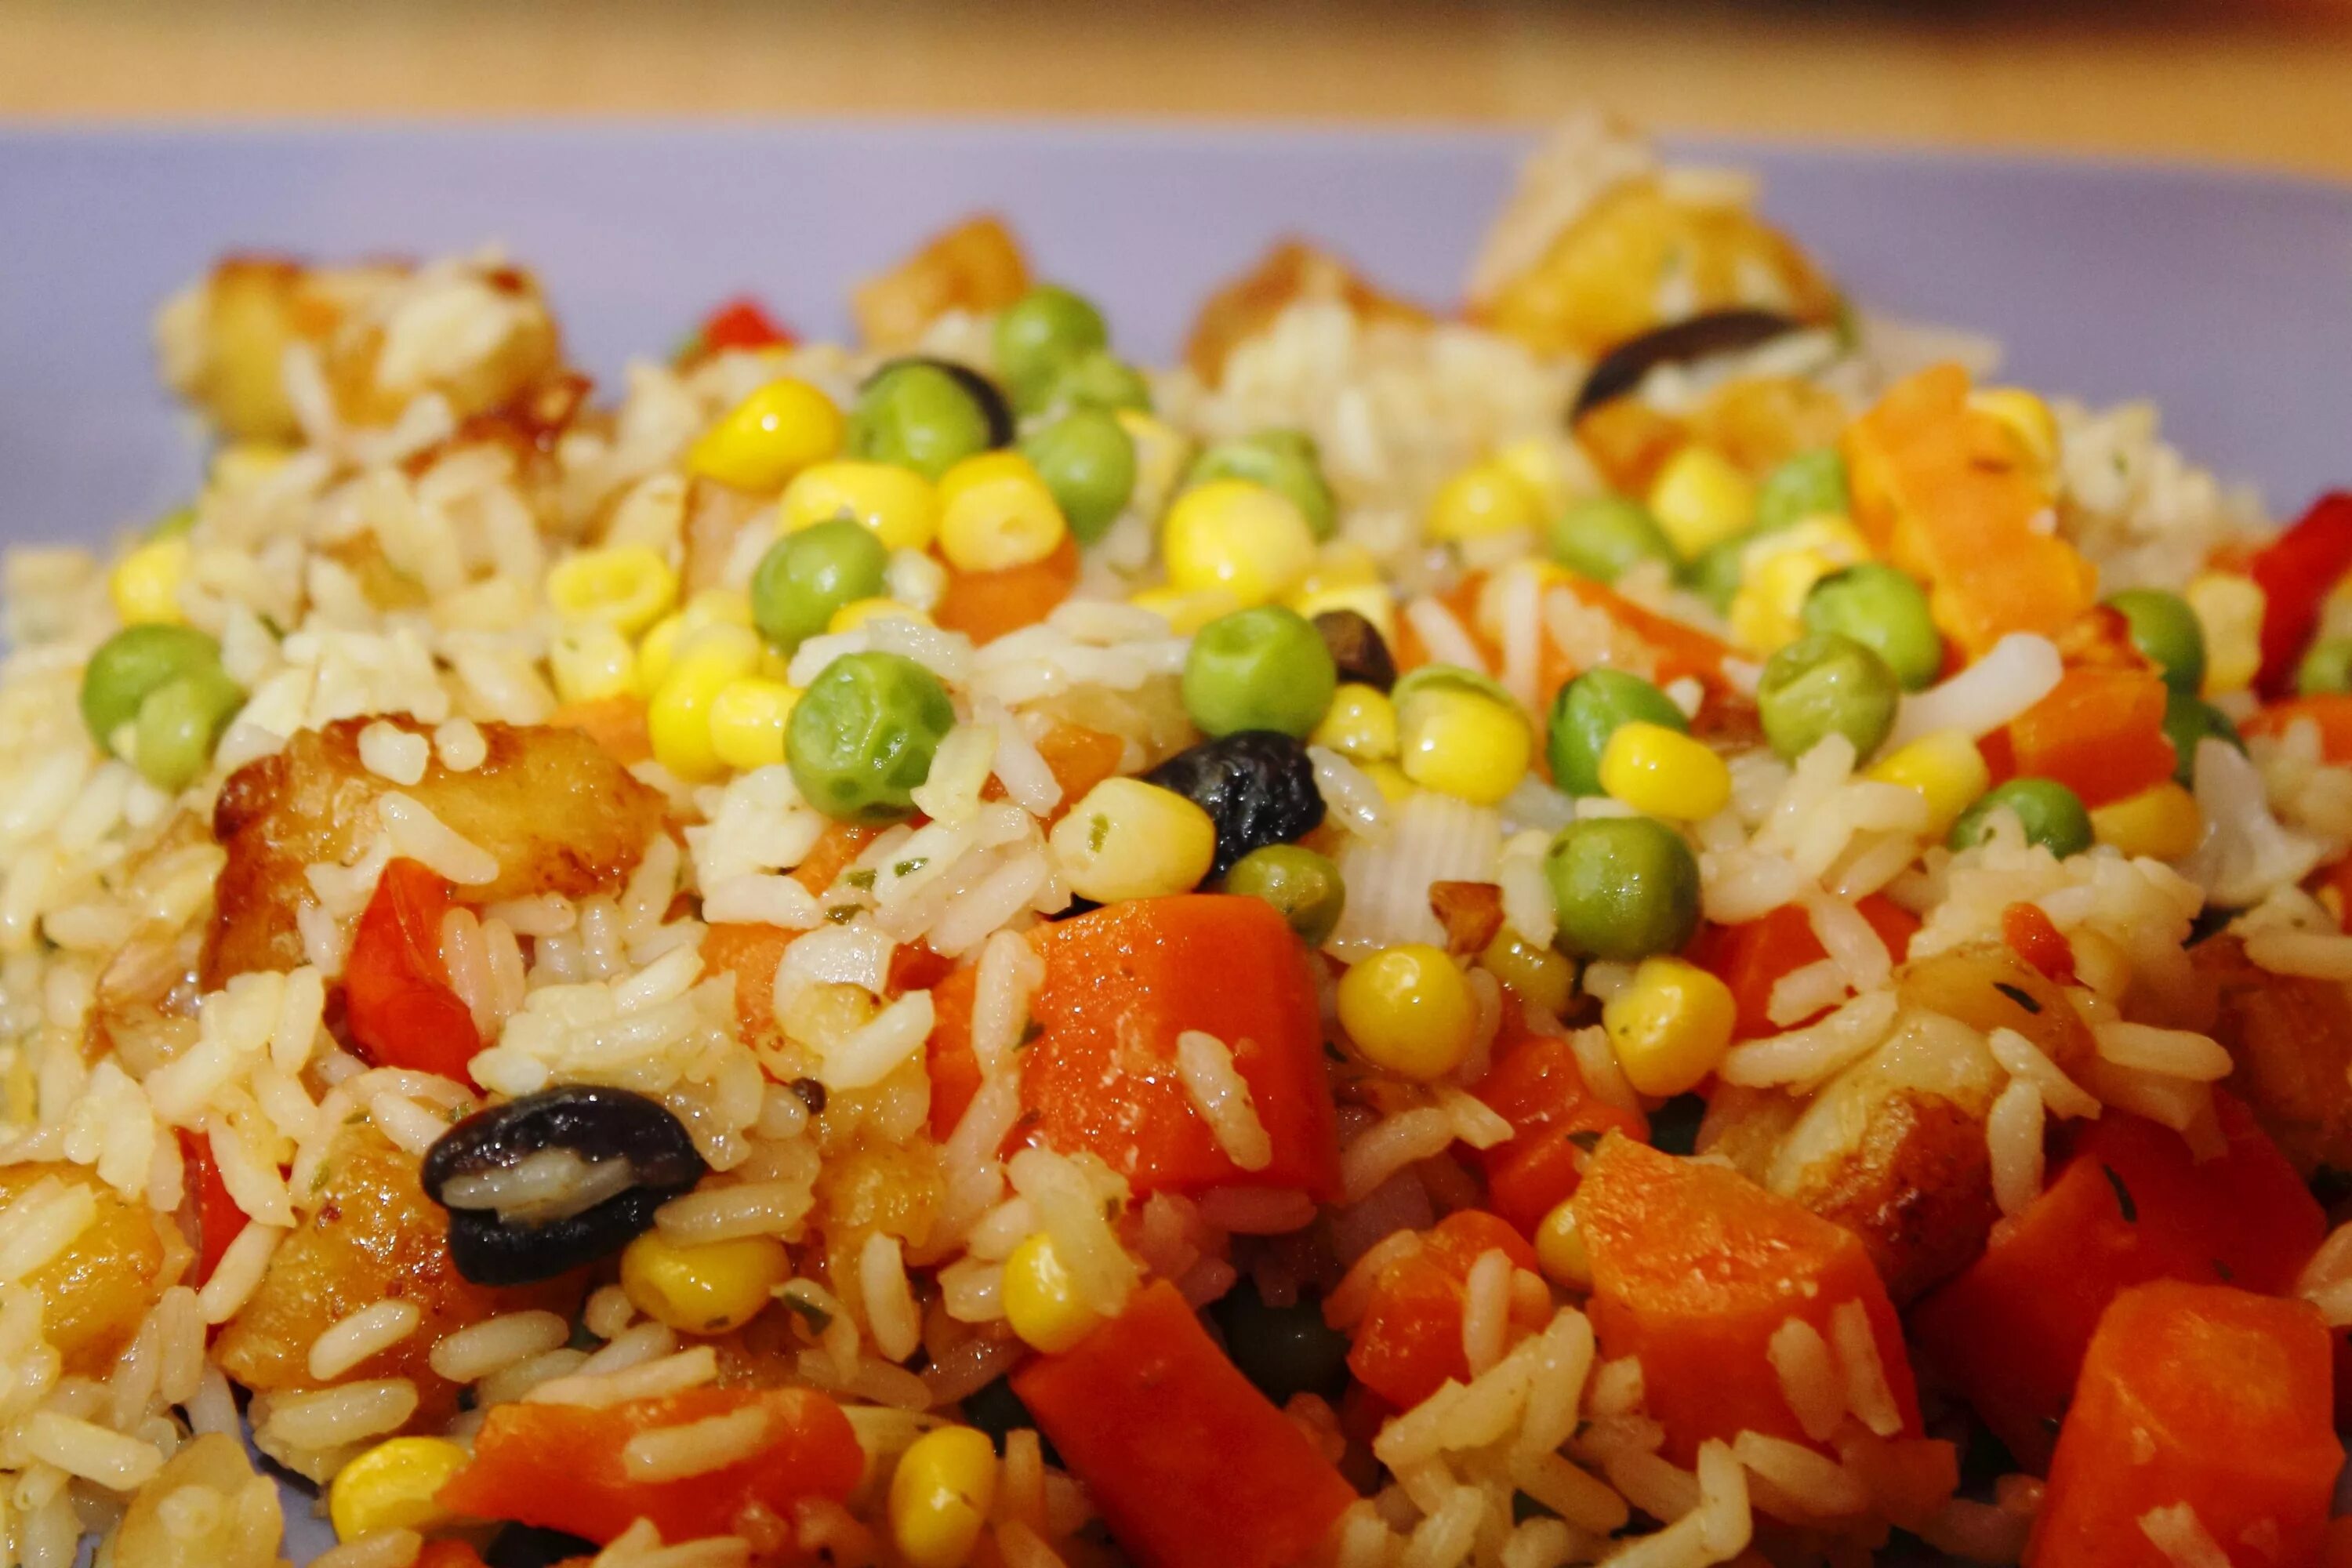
2102,1163,2137,1224
846,868,878,891
1566,1130,1604,1154
1087,813,1110,854
2212,1258,2234,1283
1992,982,2042,1015
825,904,858,924
780,1294,833,1333
1018,1019,1044,1048
893,857,928,877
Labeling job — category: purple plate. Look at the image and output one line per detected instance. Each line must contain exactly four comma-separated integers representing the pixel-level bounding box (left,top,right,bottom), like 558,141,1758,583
2,122,2350,1564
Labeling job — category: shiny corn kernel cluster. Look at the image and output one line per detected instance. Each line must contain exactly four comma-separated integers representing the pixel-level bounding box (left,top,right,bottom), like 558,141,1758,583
782,460,942,553
1598,721,1730,820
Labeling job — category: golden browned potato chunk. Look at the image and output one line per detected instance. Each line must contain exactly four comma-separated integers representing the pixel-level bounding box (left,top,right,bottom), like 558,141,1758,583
2195,934,2352,1178
111,1433,283,1568
1480,180,1839,360
851,215,1031,350
0,1162,174,1376
1184,239,1429,386
206,717,666,982
152,256,370,442
214,1127,575,1426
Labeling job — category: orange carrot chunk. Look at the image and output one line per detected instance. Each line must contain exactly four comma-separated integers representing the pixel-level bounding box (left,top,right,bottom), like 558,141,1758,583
2244,692,2352,763
1469,1014,1648,1236
2024,1280,2337,1568
931,535,1079,645
2004,665,2176,808
1346,1210,1545,1409
1910,1094,2322,1474
1013,1280,1357,1568
1688,894,1921,1043
1574,1134,1920,1463
435,1387,861,1544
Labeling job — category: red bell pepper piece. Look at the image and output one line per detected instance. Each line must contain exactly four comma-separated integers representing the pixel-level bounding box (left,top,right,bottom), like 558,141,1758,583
1468,1012,1647,1236
2000,900,2076,985
1909,1093,2323,1473
695,296,794,355
179,1129,249,1287
1687,895,1922,1043
1575,1134,1922,1463
2251,491,2352,699
1345,1210,1544,1409
2003,664,2176,808
436,1387,860,1544
344,858,480,1084
1013,1280,1357,1568
2024,1281,2337,1568
2244,691,2352,763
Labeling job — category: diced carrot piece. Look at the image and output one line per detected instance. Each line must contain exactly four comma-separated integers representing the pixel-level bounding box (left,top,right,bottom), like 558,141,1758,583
1845,365,2098,658
925,962,983,1140
2001,900,2077,985
435,1386,861,1544
546,695,652,766
2005,665,2176,808
1688,895,1921,1043
343,858,480,1084
1556,575,1734,691
931,535,1079,645
1014,1280,1357,1568
1016,896,1341,1200
1574,1134,1920,1463
1030,722,1126,816
1469,1012,1649,1236
886,942,953,996
1347,1210,1544,1409
1573,401,1690,496
2024,1281,2336,1568
789,820,884,896
2244,692,2352,763
179,1129,249,1287
699,921,794,1045
1910,1094,2323,1473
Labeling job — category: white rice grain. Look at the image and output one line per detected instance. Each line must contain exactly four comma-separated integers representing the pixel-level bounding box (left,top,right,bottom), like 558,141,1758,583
308,1300,423,1381
430,1310,572,1383
1829,1301,1904,1439
197,1224,288,1324
621,1403,771,1483
1987,1026,2100,1119
1766,1319,1846,1443
358,720,430,786
379,793,499,885
260,1379,420,1450
1341,1108,1457,1203
859,1232,921,1363
1175,1030,1273,1173
20,1410,162,1491
2138,1503,2232,1568
1719,989,1899,1087
2092,1020,2233,1081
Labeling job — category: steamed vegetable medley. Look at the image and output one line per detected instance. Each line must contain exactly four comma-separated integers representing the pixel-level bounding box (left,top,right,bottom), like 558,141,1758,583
12,115,2352,1568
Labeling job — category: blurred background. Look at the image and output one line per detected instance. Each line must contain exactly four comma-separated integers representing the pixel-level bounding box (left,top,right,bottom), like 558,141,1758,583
5,0,2350,178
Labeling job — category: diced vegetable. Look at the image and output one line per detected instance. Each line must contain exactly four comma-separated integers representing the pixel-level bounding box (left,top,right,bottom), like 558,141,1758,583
931,534,1080,644
1573,1134,1919,1461
693,296,793,356
2242,691,2352,761
2003,665,2176,808
181,1129,250,1287
2024,1281,2336,1568
1345,1210,1544,1409
1013,1280,1356,1568
1910,1094,2322,1473
1687,894,1920,1042
925,961,984,1139
546,694,652,766
344,858,481,1084
2249,491,2352,699
1470,1008,1650,1234
789,820,886,896
699,922,796,1047
436,1387,861,1544
2000,899,2076,985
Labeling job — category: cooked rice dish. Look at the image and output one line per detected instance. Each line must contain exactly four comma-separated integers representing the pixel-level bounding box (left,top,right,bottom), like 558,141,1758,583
8,114,2352,1568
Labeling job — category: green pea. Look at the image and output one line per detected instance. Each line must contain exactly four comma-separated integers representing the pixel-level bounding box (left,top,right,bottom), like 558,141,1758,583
2161,690,2245,786
845,361,995,480
1221,844,1346,946
2299,637,2352,697
80,624,223,754
1547,669,1688,797
1683,530,1752,615
1182,605,1337,739
994,284,1109,408
2104,587,2207,698
1210,1279,1350,1406
1753,448,1849,534
1801,564,1943,691
1756,632,1900,762
1947,778,2093,858
132,664,246,791
1033,348,1152,416
786,651,957,823
1019,408,1137,545
750,519,891,653
1548,495,1674,585
1544,815,1701,962
1185,431,1337,542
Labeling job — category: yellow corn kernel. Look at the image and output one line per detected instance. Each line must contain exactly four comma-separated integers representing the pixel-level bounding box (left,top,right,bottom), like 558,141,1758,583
648,622,764,782
687,377,844,492
2185,572,2265,696
1597,720,1732,821
2089,780,2204,862
1004,1232,1105,1353
549,619,641,705
1116,409,1193,519
1724,516,1871,656
1646,445,1755,560
1602,955,1737,1098
546,544,678,637
1129,584,1243,635
1311,684,1400,763
1048,777,1218,903
1360,761,1416,803
1533,1199,1593,1291
889,1425,1000,1568
1478,927,1575,1018
780,459,941,554
637,589,753,695
1398,688,1532,807
1290,582,1399,644
1493,436,1580,518
1297,541,1382,594
1969,387,2061,477
1161,480,1316,608
109,537,190,626
620,1229,792,1335
1867,729,1991,837
1337,943,1478,1081
707,677,800,772
827,597,933,637
327,1436,469,1542
936,452,1067,572
1427,461,1546,544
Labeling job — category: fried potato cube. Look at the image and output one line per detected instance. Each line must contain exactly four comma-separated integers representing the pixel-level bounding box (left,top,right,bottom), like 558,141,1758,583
851,214,1031,350
0,1162,174,1376
1184,239,1429,386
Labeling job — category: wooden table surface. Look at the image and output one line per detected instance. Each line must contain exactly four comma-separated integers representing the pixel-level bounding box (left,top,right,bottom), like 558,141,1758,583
5,0,2351,180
